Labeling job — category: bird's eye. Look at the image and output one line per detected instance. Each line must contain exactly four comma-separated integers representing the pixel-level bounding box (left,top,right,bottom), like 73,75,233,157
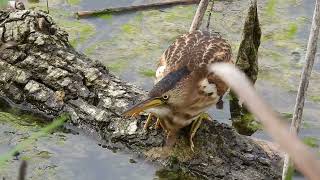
162,95,169,100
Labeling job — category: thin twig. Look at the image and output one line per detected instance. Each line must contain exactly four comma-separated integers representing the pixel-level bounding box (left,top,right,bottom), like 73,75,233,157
206,0,214,31
17,160,27,180
189,0,209,32
46,0,49,14
210,63,320,180
282,0,320,179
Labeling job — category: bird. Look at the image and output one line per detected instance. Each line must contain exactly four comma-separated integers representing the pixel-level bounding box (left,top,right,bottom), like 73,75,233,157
123,30,233,151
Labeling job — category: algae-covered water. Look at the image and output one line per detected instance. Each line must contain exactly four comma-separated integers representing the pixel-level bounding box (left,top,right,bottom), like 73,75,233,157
1,0,320,179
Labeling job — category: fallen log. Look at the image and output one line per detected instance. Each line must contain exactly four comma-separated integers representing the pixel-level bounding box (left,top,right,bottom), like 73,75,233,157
0,10,281,179
76,0,200,18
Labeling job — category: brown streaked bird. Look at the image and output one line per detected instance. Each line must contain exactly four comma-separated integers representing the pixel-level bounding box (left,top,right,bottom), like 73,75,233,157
123,30,233,151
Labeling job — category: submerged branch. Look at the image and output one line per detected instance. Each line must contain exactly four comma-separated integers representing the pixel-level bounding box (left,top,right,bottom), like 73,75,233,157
18,161,27,180
76,0,200,18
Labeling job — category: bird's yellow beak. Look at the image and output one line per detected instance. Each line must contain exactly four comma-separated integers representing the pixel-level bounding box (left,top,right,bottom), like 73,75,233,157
122,98,163,117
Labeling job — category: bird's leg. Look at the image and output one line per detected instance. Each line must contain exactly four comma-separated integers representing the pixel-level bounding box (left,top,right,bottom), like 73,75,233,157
189,118,202,152
155,118,162,129
144,114,167,132
189,113,211,151
143,113,154,130
155,118,167,131
166,131,177,147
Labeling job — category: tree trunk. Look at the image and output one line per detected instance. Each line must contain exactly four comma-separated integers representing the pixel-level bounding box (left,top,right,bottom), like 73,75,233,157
0,10,281,179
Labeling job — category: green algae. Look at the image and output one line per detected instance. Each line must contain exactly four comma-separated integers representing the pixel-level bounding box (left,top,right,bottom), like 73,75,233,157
0,0,7,8
61,20,96,47
0,111,47,131
36,151,52,159
96,14,113,20
156,168,196,180
281,112,293,119
232,113,262,136
107,60,129,72
121,23,140,34
28,0,40,3
0,114,69,167
266,0,277,17
310,95,320,102
84,5,196,77
67,0,81,6
31,164,59,179
302,137,319,148
272,22,298,41
138,68,155,77
121,12,143,35
20,150,52,161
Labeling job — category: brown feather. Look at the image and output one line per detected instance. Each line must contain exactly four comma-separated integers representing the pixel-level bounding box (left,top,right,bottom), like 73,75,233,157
157,30,233,103
158,30,233,75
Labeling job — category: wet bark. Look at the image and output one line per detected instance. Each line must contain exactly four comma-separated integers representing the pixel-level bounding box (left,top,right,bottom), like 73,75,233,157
0,10,281,179
235,0,261,83
229,0,262,135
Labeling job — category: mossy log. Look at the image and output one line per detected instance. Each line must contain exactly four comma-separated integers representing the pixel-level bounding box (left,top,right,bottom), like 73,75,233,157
0,10,281,179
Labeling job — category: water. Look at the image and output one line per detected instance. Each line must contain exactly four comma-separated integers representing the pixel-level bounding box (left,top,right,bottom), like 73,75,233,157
1,0,320,179
0,111,158,179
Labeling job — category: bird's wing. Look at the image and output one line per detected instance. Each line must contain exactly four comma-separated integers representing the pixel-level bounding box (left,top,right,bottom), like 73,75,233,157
156,30,233,82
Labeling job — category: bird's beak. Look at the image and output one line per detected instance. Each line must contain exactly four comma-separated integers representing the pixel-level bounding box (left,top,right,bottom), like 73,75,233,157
122,98,163,117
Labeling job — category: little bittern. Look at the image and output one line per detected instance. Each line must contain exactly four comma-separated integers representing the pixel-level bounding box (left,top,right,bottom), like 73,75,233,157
124,30,232,151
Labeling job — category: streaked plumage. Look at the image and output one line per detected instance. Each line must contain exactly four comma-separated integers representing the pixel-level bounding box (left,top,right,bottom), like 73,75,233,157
124,30,233,150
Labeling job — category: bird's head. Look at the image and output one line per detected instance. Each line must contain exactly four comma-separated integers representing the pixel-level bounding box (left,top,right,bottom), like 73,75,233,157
123,66,197,118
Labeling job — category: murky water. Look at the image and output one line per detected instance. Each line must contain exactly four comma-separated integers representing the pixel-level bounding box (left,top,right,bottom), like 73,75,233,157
1,0,320,179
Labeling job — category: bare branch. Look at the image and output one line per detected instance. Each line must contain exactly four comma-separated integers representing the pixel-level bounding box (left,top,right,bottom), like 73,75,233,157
282,0,320,179
206,0,214,31
17,160,27,180
189,0,209,32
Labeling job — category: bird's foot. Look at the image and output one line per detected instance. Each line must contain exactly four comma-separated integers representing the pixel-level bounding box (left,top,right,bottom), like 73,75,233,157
143,113,154,130
200,112,213,121
143,113,167,132
189,113,212,151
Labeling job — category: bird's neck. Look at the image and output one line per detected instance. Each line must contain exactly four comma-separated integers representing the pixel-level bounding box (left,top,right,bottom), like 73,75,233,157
146,106,172,118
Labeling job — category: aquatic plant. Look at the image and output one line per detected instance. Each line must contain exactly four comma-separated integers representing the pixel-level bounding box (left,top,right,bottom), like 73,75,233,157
0,114,69,168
